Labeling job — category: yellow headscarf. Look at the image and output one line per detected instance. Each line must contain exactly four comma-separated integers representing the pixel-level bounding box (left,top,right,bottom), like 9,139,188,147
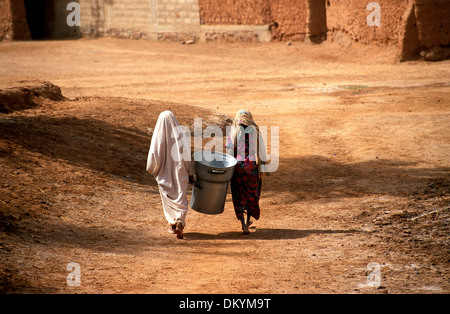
231,109,261,164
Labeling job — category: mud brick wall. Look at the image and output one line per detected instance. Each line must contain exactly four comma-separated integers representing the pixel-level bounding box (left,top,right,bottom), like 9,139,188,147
10,0,31,40
198,0,272,42
326,0,450,60
414,0,450,49
1,0,448,59
198,0,311,41
0,0,31,40
0,0,12,40
198,0,270,25
402,0,450,61
307,0,327,42
269,0,309,41
326,0,411,46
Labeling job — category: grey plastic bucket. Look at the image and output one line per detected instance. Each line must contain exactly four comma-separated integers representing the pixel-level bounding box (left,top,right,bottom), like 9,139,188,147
190,151,237,215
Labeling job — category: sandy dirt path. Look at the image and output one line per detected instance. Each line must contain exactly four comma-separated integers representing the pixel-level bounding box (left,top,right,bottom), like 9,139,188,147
0,38,449,294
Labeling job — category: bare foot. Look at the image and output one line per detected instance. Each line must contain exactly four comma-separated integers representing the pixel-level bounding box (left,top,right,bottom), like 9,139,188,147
240,217,250,234
168,223,176,234
175,222,184,239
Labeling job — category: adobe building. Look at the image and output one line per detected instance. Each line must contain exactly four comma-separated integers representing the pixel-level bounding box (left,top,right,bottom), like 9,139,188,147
1,0,449,61
326,0,450,60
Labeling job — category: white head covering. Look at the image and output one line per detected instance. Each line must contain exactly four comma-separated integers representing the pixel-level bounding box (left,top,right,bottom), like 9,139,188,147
146,111,191,226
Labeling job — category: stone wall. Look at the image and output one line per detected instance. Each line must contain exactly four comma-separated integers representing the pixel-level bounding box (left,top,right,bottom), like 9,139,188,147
156,0,201,41
78,0,201,41
79,0,157,39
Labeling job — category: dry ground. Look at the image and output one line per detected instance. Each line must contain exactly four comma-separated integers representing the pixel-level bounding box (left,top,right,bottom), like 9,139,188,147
0,38,449,294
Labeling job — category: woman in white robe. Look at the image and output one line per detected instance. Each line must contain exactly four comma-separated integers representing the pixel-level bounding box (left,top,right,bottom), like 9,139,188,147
146,111,192,239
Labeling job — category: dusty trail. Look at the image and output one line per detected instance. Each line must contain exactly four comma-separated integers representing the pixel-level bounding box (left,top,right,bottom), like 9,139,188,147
0,38,449,293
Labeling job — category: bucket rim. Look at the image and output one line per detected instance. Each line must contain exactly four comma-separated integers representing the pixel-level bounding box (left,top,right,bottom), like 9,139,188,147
192,151,237,169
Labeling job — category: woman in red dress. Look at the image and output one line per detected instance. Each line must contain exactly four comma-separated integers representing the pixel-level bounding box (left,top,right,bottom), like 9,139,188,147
226,110,266,234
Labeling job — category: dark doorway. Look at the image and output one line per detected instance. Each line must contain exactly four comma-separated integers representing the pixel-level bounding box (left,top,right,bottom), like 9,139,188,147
24,0,55,39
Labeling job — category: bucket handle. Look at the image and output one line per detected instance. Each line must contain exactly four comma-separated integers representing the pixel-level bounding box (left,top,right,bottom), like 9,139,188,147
194,182,203,190
208,169,226,174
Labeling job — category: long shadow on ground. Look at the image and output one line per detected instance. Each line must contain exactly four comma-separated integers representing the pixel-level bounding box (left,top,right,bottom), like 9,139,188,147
185,228,362,240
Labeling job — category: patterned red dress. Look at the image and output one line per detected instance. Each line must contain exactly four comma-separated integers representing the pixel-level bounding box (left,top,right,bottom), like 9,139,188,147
226,125,261,221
